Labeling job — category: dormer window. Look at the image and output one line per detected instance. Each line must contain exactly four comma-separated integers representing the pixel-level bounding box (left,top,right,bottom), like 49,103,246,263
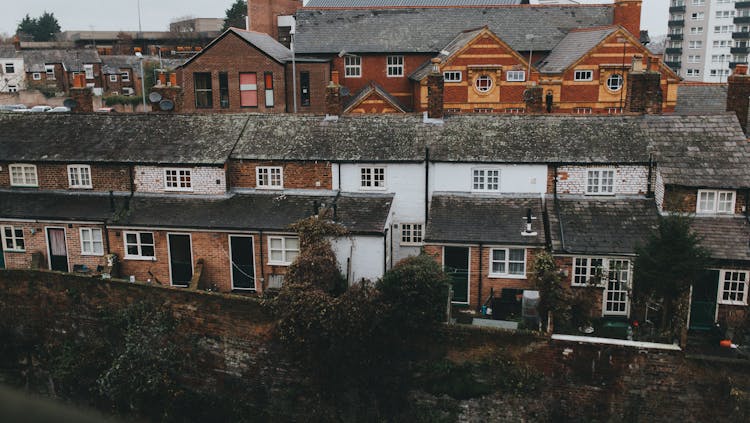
697,190,735,214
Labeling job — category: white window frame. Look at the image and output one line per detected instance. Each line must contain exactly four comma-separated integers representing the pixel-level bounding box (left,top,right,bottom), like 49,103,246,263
9,164,38,187
489,247,527,279
32,72,41,80
256,166,283,189
572,257,605,287
109,74,118,82
84,64,94,80
45,65,55,80
121,72,130,82
386,55,404,77
123,231,156,260
67,165,92,189
344,55,361,78
505,70,525,82
690,12,704,21
606,74,624,91
586,168,615,195
164,168,193,192
697,189,735,214
474,75,493,93
2,225,25,252
574,70,593,81
4,63,14,74
472,168,501,192
80,228,104,256
400,223,423,246
719,270,749,306
267,236,300,265
360,166,386,190
443,71,462,82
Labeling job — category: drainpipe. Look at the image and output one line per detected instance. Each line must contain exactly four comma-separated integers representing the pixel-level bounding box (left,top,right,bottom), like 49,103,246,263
646,153,654,198
553,164,566,252
745,189,749,222
424,147,430,225
389,222,394,270
337,163,342,192
259,230,265,290
128,165,135,196
477,242,483,313
383,227,388,275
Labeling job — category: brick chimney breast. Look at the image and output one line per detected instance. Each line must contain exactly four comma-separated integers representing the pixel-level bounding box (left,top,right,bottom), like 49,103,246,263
613,0,643,39
426,58,444,119
727,64,750,134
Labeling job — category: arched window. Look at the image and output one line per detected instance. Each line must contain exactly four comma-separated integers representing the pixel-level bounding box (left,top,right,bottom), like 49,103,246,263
607,74,624,91
475,75,493,93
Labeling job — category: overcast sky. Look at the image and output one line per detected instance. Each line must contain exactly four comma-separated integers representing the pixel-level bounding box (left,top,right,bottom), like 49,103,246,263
0,0,669,37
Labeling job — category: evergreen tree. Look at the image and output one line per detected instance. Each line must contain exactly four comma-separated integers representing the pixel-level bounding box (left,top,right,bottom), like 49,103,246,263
222,0,247,31
16,12,61,42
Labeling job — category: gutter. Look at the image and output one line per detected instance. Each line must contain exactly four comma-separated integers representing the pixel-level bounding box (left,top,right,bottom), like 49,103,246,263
553,164,566,253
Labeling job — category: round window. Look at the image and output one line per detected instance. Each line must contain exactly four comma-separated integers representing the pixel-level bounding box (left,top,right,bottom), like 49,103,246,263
475,75,493,93
607,74,624,91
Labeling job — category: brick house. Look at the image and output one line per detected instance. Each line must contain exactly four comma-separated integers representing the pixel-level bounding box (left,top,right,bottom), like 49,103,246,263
22,49,103,95
179,28,329,114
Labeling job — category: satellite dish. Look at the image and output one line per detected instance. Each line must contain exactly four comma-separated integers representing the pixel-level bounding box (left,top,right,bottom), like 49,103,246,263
340,86,351,96
159,99,175,111
63,99,79,109
148,92,163,103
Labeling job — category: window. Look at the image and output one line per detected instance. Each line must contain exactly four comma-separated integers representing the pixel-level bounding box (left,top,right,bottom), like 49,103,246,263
2,226,25,251
80,228,104,256
472,169,500,191
443,71,462,82
8,85,16,93
606,74,623,91
489,248,526,277
124,232,155,260
109,74,118,82
714,25,733,34
688,55,701,63
691,0,704,4
401,223,423,245
9,164,38,187
32,72,41,80
345,55,361,78
586,169,615,195
716,10,733,19
239,72,258,107
121,72,130,82
605,259,630,315
4,63,14,73
689,40,703,49
686,68,701,77
300,71,310,107
690,12,704,21
45,65,55,80
219,72,229,108
68,165,92,189
720,270,749,305
264,72,274,107
84,64,94,80
193,72,212,108
506,70,525,82
360,167,386,189
670,27,683,35
697,190,735,214
164,169,192,191
387,55,404,77
474,75,493,93
573,258,604,286
268,236,299,265
256,166,283,188
574,70,593,81
671,14,684,21
712,54,729,63
690,27,703,34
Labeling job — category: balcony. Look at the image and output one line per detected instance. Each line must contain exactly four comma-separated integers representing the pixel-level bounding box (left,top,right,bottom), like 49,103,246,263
665,47,683,55
737,1,750,9
733,31,750,40
731,46,749,54
669,33,684,41
735,16,750,25
665,61,682,70
668,20,685,27
669,5,686,13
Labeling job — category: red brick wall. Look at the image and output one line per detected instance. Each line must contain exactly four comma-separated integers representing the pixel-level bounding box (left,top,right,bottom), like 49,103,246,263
0,162,131,192
248,0,303,40
613,0,642,38
180,32,287,113
227,160,333,190
284,61,330,114
664,185,746,215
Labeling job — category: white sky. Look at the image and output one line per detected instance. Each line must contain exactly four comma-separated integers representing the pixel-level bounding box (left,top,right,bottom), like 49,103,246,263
0,0,669,38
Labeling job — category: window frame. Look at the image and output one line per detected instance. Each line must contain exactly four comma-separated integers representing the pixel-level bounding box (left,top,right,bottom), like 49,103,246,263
472,168,501,192
344,55,362,78
606,74,624,92
719,270,749,306
1,225,25,252
474,74,493,93
9,163,38,187
267,236,300,265
239,72,258,108
256,166,283,189
697,189,735,214
488,247,527,279
109,74,118,82
386,55,404,77
120,72,130,82
400,223,424,246
163,168,193,192
572,257,606,287
443,71,462,82
505,70,526,82
360,166,386,190
193,72,213,108
123,231,156,260
67,164,93,189
574,70,593,81
45,65,55,80
80,227,104,256
84,64,94,80
32,72,42,80
4,63,15,74
586,168,615,196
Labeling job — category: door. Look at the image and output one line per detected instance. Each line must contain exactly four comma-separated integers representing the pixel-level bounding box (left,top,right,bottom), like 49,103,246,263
230,236,256,290
46,228,68,272
168,234,193,287
444,246,470,304
689,269,720,330
0,249,5,269
603,259,630,316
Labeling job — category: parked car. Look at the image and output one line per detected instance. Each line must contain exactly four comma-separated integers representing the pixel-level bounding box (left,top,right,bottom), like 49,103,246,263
47,106,71,113
0,104,26,112
29,105,52,113
95,107,117,113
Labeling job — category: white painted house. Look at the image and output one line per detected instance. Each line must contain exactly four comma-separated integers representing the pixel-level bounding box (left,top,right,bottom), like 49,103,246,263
0,46,25,93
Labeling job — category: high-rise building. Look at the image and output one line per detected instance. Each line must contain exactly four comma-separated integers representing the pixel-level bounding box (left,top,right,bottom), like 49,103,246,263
666,0,750,83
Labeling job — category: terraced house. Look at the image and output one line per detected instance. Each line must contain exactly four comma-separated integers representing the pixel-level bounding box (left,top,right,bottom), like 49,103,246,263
1,110,749,329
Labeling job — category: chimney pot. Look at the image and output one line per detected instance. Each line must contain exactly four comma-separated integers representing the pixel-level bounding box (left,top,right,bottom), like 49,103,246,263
430,58,441,74
631,54,644,72
735,64,749,76
331,70,340,86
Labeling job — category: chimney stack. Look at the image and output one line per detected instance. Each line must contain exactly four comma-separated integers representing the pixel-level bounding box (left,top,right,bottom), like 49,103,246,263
727,64,750,134
613,0,643,38
325,71,342,116
625,55,662,115
426,58,444,119
523,85,544,114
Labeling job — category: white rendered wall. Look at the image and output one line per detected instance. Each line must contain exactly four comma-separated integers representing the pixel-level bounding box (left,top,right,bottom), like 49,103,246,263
430,163,548,196
0,58,25,92
332,235,385,283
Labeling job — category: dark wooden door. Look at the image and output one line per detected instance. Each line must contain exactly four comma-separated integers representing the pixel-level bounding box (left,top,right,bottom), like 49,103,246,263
230,236,255,290
47,228,68,272
444,246,470,304
168,234,193,287
690,269,720,331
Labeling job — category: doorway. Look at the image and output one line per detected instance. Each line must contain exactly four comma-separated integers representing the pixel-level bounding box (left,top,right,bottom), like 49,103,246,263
444,246,470,304
168,234,193,287
229,235,256,290
689,269,720,330
46,227,69,272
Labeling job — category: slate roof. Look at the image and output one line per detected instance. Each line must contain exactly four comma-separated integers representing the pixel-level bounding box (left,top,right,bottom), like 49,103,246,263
181,28,292,69
546,196,659,255
22,49,101,72
306,0,522,6
410,27,486,81
114,192,392,234
690,216,750,262
0,45,21,58
100,56,185,76
0,113,246,165
646,114,750,189
536,26,617,73
673,84,728,115
294,6,613,54
0,190,126,222
425,194,545,244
